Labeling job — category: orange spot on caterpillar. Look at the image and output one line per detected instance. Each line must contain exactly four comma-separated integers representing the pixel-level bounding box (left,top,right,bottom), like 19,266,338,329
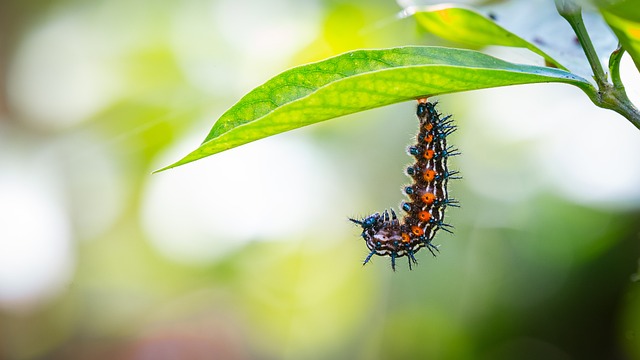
424,123,434,131
424,149,435,160
424,134,434,143
418,211,431,221
423,169,436,182
401,233,411,243
421,193,436,205
417,98,429,104
411,226,424,236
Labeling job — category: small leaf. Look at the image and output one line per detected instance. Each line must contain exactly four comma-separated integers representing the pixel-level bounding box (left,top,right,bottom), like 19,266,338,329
406,5,568,70
602,6,640,73
156,46,593,172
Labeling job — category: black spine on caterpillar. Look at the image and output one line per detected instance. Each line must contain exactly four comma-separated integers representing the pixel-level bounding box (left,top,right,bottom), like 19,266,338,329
350,100,460,271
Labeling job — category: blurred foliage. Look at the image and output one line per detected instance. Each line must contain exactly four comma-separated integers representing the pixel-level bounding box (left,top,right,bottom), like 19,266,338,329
1,0,640,359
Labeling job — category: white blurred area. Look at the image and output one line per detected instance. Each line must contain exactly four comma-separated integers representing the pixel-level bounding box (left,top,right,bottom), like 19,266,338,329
0,126,129,312
460,53,640,209
212,0,320,61
0,130,74,310
142,134,340,264
6,10,117,130
171,0,321,97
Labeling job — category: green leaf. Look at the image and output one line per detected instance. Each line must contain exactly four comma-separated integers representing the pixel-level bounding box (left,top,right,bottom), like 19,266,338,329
155,46,593,172
407,5,568,70
602,5,640,73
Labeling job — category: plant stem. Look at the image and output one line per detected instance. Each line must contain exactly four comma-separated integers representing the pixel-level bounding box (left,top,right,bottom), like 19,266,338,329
555,0,608,88
555,0,640,129
608,45,625,92
604,45,640,128
602,87,640,129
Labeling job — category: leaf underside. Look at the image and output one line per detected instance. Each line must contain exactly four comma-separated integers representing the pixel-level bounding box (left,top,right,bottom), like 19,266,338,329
408,5,568,70
156,46,592,172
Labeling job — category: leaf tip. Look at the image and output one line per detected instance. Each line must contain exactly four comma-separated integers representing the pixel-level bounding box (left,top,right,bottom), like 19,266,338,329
152,155,195,174
152,163,176,174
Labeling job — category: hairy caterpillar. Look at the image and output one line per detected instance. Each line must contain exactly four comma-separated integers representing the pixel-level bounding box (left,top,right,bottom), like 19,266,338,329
350,99,459,270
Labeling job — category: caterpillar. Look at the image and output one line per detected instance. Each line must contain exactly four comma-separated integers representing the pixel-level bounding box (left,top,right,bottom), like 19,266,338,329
350,99,459,271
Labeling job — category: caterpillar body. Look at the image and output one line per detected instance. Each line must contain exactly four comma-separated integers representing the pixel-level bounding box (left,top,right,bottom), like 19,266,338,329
350,99,459,271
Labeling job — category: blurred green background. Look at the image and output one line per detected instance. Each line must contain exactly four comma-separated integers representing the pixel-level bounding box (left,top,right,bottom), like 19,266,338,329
1,0,640,359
